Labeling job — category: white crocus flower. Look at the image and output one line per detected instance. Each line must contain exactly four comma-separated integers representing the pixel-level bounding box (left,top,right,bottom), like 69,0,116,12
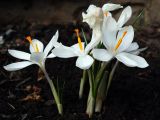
52,29,94,70
82,4,124,54
82,4,123,29
4,31,59,71
82,4,104,29
82,4,104,54
92,16,149,68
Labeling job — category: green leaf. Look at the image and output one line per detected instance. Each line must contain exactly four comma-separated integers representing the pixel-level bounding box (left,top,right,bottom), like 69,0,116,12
132,9,144,26
81,28,88,46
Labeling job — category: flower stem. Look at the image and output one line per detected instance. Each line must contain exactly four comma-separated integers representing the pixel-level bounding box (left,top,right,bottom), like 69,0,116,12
88,69,94,95
79,70,87,99
95,62,108,84
86,94,96,118
86,69,95,118
95,71,108,112
86,62,108,117
106,60,119,98
41,66,63,115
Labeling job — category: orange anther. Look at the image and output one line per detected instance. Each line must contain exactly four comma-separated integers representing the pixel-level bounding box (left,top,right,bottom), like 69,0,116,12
74,29,83,51
115,31,127,51
25,36,39,52
104,12,108,17
26,36,32,44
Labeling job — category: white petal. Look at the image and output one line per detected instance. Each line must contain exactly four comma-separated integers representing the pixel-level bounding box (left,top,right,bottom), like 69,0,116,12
117,6,132,28
51,31,62,48
82,5,103,29
86,4,98,14
103,16,118,31
130,47,147,55
102,3,123,12
8,49,30,60
116,52,149,68
47,53,56,58
44,31,59,57
82,12,96,28
102,16,117,49
30,39,44,53
3,61,33,71
125,42,139,52
92,49,113,62
76,55,94,70
71,42,85,54
116,26,134,52
52,45,77,58
84,39,100,54
85,30,101,54
30,52,45,65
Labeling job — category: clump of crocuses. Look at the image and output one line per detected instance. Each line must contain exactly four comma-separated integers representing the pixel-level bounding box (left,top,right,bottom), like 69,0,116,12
4,2,149,118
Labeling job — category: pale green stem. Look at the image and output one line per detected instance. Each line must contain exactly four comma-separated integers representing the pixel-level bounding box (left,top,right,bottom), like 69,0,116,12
87,88,91,103
106,60,119,98
88,69,94,94
41,66,63,115
86,69,95,118
95,62,108,89
86,95,96,118
86,62,108,117
95,71,108,112
79,70,87,99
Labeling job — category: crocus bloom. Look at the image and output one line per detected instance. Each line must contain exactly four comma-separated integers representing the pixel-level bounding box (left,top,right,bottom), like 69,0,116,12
92,16,149,68
82,4,123,29
82,4,124,54
82,4,104,29
52,29,94,70
4,31,59,71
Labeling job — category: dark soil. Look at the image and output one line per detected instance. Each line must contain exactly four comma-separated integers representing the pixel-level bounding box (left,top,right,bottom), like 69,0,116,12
0,21,160,120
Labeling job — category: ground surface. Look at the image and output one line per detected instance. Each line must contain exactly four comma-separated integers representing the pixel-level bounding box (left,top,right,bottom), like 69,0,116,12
0,21,160,120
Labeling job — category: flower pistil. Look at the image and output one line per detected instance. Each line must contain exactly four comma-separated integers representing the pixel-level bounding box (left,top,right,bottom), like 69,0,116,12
74,29,83,51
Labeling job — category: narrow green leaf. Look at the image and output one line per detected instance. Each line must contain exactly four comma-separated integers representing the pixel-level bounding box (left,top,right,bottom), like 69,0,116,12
81,28,88,45
132,9,144,26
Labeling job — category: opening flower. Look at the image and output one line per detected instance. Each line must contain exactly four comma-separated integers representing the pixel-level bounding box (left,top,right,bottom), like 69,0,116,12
82,4,123,29
82,5,104,29
52,29,94,70
4,31,59,71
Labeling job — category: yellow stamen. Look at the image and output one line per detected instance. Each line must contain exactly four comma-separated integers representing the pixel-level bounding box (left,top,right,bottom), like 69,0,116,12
74,29,83,51
26,36,39,52
26,36,32,44
114,31,127,51
104,12,108,17
35,43,39,52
